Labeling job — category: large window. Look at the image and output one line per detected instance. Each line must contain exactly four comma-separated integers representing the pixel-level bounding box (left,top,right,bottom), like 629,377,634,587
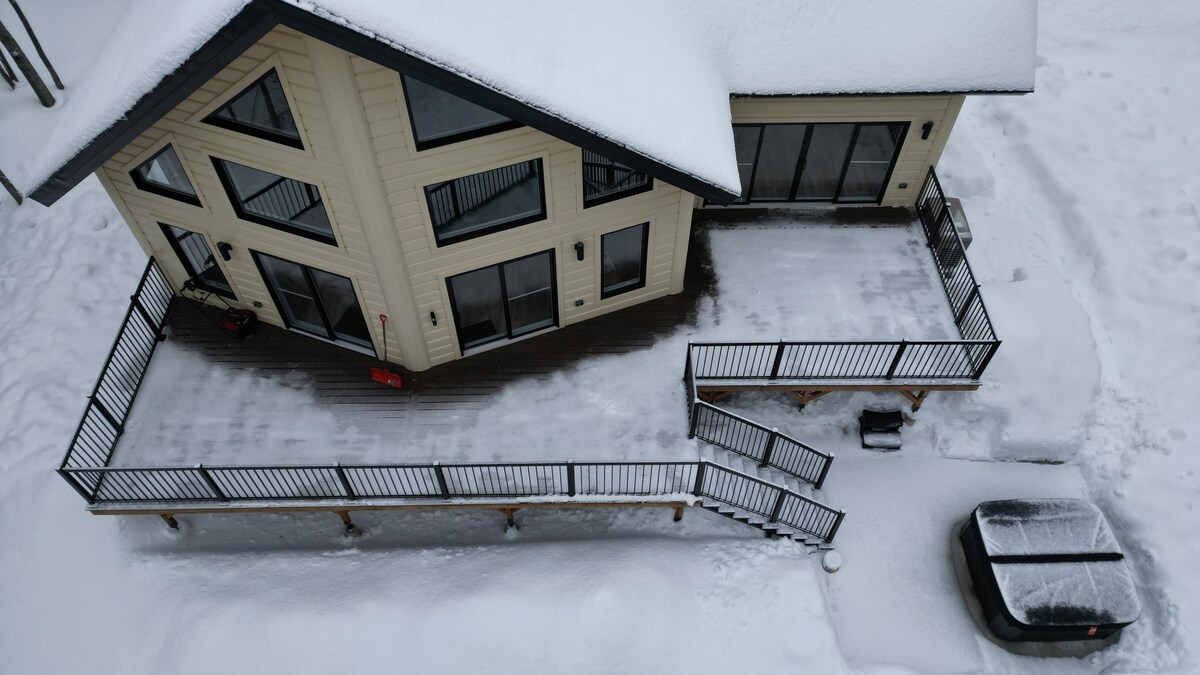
402,74,520,150
130,146,201,207
252,252,372,350
158,223,234,298
424,159,546,247
203,69,303,149
446,250,557,352
726,122,907,205
600,223,649,299
212,158,336,245
582,150,653,207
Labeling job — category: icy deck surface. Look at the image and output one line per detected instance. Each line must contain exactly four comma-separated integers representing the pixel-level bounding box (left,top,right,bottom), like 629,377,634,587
112,218,957,467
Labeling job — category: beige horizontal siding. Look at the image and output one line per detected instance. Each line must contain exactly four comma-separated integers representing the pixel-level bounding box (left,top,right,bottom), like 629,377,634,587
729,95,965,207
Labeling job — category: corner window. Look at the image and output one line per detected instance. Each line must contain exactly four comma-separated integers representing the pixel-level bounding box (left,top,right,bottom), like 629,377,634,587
130,146,200,207
158,223,234,298
212,158,336,245
600,222,649,299
582,150,653,207
402,74,520,150
203,69,303,149
425,159,546,247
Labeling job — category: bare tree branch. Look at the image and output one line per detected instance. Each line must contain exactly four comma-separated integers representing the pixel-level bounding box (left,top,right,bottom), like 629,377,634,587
7,0,62,89
0,45,16,89
0,168,24,205
0,18,52,106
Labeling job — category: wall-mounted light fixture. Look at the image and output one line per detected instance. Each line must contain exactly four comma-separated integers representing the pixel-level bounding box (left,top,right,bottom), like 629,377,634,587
430,311,438,326
575,241,585,261
921,121,934,140
216,241,233,261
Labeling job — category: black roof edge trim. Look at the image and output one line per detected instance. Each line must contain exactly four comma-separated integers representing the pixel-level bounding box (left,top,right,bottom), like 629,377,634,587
29,3,281,206
729,89,1034,99
268,2,736,204
32,0,738,206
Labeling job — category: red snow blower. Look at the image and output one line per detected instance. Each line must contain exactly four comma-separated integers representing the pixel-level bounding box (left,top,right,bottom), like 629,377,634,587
369,314,404,389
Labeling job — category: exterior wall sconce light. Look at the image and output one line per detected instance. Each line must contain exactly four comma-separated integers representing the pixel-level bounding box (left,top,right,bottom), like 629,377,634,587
430,311,438,326
921,121,934,140
575,241,585,261
216,241,233,261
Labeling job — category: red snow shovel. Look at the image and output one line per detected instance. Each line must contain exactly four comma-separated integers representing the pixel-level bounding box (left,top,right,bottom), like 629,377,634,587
369,314,404,389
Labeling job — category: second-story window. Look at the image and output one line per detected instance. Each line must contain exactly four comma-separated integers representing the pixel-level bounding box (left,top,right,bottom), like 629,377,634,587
130,145,201,207
203,69,303,149
402,74,521,150
212,158,336,245
424,159,546,247
581,149,653,207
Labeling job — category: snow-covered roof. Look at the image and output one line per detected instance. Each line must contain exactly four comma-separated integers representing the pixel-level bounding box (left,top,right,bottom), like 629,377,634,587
1,0,1038,205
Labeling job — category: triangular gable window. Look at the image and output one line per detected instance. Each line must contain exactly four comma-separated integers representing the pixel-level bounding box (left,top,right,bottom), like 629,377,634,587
401,74,521,150
130,145,201,206
203,69,303,148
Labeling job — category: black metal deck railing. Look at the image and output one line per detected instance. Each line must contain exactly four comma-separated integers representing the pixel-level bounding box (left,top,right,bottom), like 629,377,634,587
56,258,844,543
60,459,845,542
684,349,836,488
57,259,174,501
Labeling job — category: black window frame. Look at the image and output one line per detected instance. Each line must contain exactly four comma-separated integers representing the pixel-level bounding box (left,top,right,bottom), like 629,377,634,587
250,250,375,352
445,249,559,354
158,222,235,299
424,158,548,248
202,68,305,150
129,145,202,207
211,157,338,246
400,74,522,151
581,149,654,208
599,222,650,300
711,121,909,206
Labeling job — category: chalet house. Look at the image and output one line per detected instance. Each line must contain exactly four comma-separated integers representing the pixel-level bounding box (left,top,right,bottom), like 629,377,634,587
4,1,1037,536
11,0,1035,371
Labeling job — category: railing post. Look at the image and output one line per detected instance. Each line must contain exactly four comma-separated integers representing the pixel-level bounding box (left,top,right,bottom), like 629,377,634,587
566,460,576,497
692,461,707,496
56,469,96,505
334,463,356,500
688,402,701,439
433,461,451,499
196,464,227,502
90,398,124,434
885,341,908,380
759,429,778,468
826,511,847,544
972,341,1001,380
769,340,785,379
814,454,834,491
130,294,161,334
954,286,979,326
768,489,786,523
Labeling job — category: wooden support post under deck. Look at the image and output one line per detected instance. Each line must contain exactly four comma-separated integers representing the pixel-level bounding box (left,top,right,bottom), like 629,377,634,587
160,514,179,529
673,505,685,522
335,510,361,536
499,508,519,530
900,390,929,412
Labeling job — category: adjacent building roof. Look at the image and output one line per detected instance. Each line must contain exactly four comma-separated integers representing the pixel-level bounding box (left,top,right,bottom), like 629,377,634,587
0,0,1038,206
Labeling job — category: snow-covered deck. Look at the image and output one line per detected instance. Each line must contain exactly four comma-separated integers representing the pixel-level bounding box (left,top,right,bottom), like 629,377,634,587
111,211,960,468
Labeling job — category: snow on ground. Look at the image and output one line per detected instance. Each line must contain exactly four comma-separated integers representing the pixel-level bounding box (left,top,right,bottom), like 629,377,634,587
2,1,1198,673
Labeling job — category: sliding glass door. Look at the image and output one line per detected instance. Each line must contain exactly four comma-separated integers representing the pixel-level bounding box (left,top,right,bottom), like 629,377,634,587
728,122,907,205
447,250,557,352
252,251,373,350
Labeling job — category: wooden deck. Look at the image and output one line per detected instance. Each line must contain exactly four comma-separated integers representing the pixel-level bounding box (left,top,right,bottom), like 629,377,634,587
161,230,716,426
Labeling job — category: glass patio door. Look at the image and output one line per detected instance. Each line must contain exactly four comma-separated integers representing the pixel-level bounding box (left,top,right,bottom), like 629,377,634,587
727,122,907,205
447,250,557,352
252,251,373,350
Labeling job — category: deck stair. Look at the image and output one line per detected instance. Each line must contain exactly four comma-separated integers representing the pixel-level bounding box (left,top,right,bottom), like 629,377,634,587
698,499,834,549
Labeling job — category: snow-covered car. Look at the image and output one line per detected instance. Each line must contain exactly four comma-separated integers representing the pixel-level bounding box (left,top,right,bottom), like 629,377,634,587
955,499,1140,648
